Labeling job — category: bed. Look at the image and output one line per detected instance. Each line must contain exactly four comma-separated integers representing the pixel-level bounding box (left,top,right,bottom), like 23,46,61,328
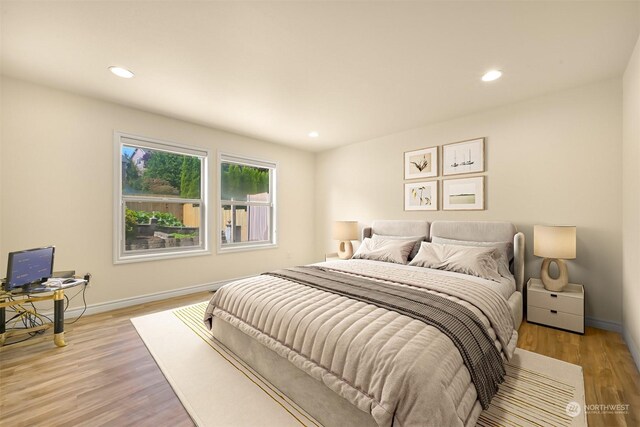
204,220,525,427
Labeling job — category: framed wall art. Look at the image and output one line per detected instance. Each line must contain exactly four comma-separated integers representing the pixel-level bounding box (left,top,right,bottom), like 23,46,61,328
442,138,484,176
404,181,438,211
404,146,438,179
442,176,484,210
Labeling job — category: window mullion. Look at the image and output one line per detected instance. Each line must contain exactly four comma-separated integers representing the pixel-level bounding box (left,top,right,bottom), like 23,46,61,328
230,205,236,243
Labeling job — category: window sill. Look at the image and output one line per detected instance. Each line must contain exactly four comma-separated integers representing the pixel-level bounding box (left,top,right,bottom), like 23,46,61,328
217,243,278,254
114,248,211,264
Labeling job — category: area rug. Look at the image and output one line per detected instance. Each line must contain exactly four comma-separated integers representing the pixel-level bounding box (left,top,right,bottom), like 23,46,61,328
131,302,587,427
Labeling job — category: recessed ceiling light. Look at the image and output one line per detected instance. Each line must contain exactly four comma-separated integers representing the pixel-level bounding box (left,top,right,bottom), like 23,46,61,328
308,131,319,138
482,70,502,82
109,66,135,79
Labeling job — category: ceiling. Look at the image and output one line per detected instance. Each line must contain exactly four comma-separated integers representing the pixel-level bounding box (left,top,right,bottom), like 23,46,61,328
1,1,638,151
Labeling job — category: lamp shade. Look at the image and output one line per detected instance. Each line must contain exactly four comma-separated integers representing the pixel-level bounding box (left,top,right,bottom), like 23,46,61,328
332,221,358,241
534,225,576,259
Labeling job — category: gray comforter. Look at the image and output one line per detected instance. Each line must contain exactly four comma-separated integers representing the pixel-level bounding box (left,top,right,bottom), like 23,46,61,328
204,260,518,427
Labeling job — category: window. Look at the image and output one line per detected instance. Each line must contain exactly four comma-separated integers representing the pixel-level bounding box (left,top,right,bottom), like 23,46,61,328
219,153,276,252
114,133,209,263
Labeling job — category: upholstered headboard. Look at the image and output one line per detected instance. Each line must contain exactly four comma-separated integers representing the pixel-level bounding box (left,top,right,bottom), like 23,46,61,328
361,220,525,292
361,220,430,240
430,221,516,242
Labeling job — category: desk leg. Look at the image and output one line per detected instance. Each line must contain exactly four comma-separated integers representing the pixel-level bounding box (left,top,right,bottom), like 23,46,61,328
0,302,5,346
53,290,66,347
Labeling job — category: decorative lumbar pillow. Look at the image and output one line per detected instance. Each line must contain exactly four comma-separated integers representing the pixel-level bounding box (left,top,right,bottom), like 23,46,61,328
409,242,503,282
430,237,513,278
352,237,417,264
372,234,426,260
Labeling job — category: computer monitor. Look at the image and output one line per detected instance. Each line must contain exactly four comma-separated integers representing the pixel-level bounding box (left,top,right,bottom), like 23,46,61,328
4,246,55,292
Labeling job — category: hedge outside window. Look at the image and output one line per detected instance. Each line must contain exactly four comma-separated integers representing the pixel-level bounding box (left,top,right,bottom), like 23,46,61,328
114,133,209,263
219,154,276,251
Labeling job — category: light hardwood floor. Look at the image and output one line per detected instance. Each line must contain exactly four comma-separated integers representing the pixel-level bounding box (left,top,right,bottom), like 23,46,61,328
1,292,639,427
518,320,640,427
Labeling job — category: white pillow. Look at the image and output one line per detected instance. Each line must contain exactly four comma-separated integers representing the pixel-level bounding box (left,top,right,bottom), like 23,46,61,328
353,237,416,264
430,236,513,278
372,234,426,260
409,242,503,282
430,236,513,261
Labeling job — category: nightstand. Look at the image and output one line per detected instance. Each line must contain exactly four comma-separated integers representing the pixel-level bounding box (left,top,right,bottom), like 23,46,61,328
527,278,584,334
325,253,343,261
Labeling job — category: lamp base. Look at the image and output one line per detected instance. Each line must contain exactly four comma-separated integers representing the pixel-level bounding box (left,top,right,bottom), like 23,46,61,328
541,258,569,292
337,241,354,259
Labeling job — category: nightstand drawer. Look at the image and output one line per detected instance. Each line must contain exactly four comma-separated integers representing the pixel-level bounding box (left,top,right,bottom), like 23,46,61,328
527,306,584,333
527,290,583,316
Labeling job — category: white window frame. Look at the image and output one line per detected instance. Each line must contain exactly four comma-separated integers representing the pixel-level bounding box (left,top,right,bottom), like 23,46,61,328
218,152,277,253
113,132,210,264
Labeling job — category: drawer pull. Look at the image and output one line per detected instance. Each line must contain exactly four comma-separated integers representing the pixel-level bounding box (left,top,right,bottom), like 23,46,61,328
550,294,558,298
550,310,558,314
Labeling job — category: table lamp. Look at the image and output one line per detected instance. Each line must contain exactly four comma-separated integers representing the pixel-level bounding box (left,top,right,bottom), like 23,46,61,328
534,225,576,292
332,221,358,259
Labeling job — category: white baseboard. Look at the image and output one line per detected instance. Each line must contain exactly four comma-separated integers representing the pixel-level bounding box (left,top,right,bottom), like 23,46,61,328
623,328,640,372
51,276,248,319
585,316,622,333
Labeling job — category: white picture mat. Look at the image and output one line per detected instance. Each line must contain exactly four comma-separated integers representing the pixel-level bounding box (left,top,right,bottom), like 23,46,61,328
404,181,438,211
443,138,484,176
404,147,438,179
443,176,484,210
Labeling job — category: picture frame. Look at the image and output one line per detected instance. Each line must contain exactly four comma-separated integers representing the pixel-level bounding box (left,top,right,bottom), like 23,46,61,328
404,181,438,211
442,138,484,176
442,176,484,210
404,146,438,179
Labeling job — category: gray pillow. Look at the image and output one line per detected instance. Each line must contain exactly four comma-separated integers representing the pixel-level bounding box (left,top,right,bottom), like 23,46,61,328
430,236,513,278
353,237,416,264
409,242,503,282
372,234,426,260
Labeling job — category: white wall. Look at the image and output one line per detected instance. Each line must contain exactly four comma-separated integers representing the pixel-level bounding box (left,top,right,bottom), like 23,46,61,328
0,77,317,309
623,34,640,368
316,79,623,326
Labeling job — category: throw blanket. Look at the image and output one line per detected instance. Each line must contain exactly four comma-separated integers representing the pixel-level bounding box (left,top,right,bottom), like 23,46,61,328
205,260,517,427
265,266,505,409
